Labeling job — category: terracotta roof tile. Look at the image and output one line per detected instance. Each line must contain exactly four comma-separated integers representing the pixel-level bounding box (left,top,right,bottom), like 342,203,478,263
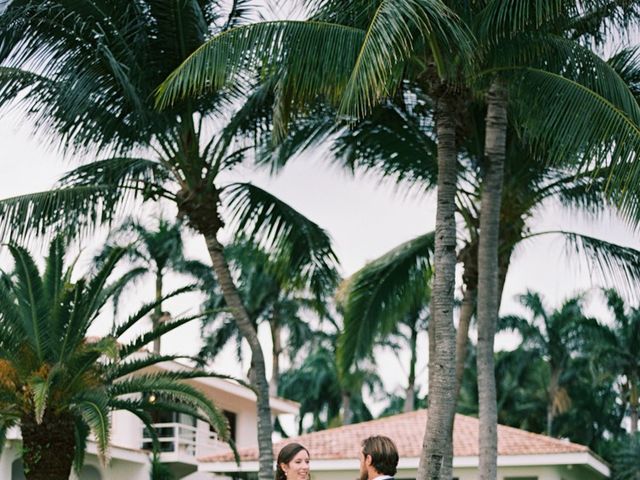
201,410,589,462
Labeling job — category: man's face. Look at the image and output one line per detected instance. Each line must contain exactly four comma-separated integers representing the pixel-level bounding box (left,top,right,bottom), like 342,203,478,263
359,450,369,480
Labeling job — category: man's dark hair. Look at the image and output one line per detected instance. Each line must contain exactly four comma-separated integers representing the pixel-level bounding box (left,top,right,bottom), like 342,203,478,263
362,435,399,476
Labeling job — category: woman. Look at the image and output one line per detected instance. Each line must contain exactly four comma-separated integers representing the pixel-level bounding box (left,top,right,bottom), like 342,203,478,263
275,443,310,480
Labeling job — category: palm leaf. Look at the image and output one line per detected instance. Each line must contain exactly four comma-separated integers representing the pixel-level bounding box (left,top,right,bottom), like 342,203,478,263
6,244,49,360
73,395,111,463
338,231,434,372
111,285,195,339
524,230,640,300
223,182,340,298
337,0,472,118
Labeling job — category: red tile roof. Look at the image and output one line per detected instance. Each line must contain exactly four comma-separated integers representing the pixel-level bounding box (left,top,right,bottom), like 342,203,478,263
201,409,589,462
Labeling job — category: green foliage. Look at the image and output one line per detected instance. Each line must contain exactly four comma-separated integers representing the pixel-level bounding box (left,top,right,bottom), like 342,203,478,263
0,237,233,475
612,433,640,480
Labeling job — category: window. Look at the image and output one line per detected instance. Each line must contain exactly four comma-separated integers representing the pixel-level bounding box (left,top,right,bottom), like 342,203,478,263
11,459,25,480
212,410,237,442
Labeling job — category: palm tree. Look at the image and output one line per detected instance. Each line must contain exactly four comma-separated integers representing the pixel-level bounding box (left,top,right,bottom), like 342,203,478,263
595,289,640,434
96,216,207,354
500,291,600,436
0,4,339,479
337,233,434,413
613,433,640,480
158,3,640,475
157,3,474,476
196,238,323,396
0,237,232,480
278,317,380,433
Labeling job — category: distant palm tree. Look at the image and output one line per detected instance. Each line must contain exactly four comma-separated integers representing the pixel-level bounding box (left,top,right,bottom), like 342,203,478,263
501,291,599,436
337,233,433,413
196,239,324,395
595,289,640,434
96,216,208,354
279,316,380,433
0,237,231,480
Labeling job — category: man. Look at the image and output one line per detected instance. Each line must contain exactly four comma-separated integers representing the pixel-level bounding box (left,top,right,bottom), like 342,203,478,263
359,435,399,480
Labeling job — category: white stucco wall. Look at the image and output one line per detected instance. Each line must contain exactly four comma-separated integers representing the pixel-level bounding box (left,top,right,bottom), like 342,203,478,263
111,409,144,450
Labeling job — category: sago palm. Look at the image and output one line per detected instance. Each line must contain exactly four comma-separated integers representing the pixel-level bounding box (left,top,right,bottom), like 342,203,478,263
0,237,232,480
0,3,339,479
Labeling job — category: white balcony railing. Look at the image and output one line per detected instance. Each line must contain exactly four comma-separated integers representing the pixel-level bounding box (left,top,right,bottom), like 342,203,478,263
142,422,229,462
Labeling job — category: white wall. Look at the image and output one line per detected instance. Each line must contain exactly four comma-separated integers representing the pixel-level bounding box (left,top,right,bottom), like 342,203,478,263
111,410,144,450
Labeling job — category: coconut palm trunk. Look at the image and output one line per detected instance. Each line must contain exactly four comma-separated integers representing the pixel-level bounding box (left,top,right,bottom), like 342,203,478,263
20,410,76,480
404,324,419,412
477,79,508,480
153,273,163,354
455,285,476,395
631,381,639,434
203,232,274,480
417,97,459,480
270,319,282,397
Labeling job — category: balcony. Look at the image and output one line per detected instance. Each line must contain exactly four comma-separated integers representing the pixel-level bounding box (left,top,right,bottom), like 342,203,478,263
142,422,230,465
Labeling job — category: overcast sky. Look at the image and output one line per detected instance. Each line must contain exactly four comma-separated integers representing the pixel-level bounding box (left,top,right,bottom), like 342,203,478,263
1,2,639,416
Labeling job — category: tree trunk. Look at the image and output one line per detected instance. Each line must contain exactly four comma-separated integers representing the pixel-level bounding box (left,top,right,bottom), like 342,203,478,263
270,319,282,397
417,96,459,480
204,233,274,480
630,379,638,433
547,367,561,436
152,272,163,355
404,324,419,412
342,391,353,425
21,409,76,480
477,78,508,480
455,285,476,397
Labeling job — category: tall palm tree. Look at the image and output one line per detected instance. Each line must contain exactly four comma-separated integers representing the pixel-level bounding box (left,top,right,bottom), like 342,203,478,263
0,4,339,479
157,3,474,477
0,237,232,480
595,289,640,434
96,216,207,354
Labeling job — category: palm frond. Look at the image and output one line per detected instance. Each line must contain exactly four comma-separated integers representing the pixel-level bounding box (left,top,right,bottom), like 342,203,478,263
525,231,640,300
338,231,434,373
72,395,111,463
5,244,49,360
109,374,231,441
224,182,340,298
337,0,472,118
117,311,211,358
111,285,195,339
156,20,364,111
72,418,90,474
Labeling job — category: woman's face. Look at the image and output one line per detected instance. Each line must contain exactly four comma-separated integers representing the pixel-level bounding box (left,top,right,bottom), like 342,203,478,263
282,449,310,480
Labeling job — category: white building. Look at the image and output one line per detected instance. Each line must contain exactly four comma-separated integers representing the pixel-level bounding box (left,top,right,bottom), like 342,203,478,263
0,360,298,480
199,409,610,480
